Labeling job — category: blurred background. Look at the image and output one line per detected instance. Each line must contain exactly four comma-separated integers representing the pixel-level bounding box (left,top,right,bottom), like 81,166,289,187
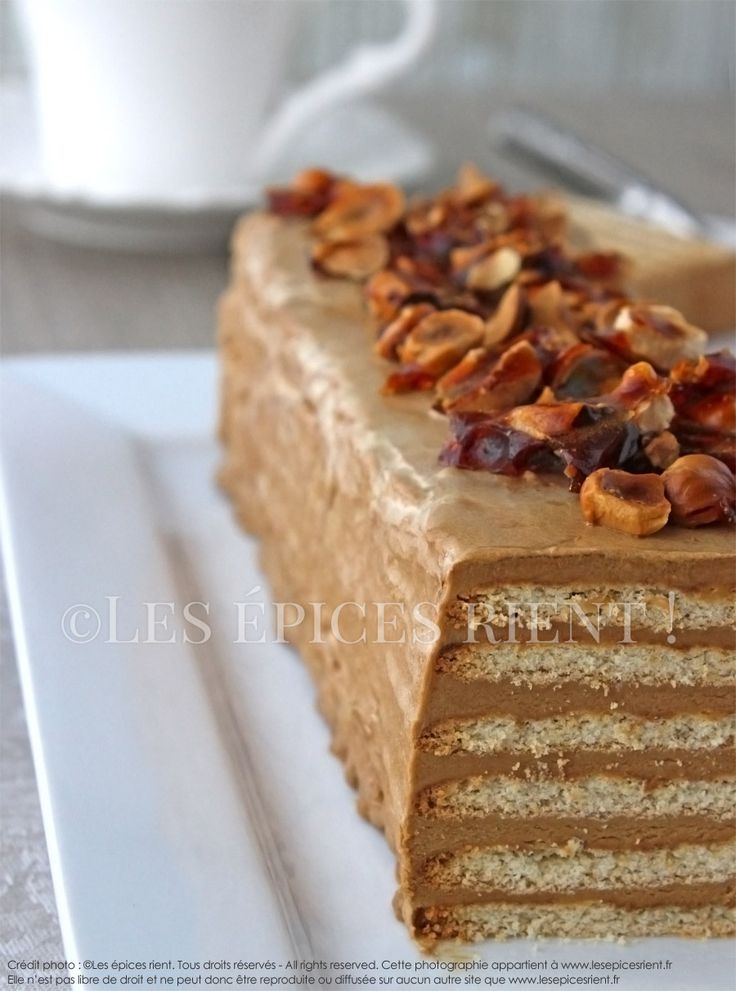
1,0,735,354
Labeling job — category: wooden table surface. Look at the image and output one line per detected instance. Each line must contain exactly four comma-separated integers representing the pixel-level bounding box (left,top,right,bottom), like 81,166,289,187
1,91,734,960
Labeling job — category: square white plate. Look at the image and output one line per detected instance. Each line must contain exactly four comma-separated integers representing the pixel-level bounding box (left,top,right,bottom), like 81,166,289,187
1,352,733,985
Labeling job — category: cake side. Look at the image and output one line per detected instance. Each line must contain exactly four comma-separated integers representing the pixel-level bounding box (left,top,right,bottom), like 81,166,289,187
218,230,450,853
406,575,734,941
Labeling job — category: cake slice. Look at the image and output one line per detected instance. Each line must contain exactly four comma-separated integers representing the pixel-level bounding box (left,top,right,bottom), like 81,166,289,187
218,169,735,944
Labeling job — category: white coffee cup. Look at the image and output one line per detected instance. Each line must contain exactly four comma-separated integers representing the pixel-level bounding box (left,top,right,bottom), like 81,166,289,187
16,0,437,204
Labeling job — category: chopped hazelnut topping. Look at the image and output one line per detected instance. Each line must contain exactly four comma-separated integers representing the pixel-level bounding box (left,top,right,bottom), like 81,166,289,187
450,241,495,274
312,234,389,280
529,193,567,240
551,343,625,400
580,469,671,536
477,201,511,236
454,162,499,205
404,199,450,238
381,366,437,395
291,167,335,195
313,183,405,240
607,362,675,433
507,401,585,440
670,351,736,435
662,454,736,527
375,303,435,360
365,270,412,323
575,250,629,288
644,431,680,470
441,340,543,414
611,304,707,370
466,246,522,292
266,165,735,534
398,309,485,377
436,348,498,406
527,280,574,333
484,283,525,347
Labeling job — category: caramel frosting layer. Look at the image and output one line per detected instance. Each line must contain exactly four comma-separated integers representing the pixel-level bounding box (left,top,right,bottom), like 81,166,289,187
410,814,736,858
414,747,736,790
422,672,735,722
413,879,735,910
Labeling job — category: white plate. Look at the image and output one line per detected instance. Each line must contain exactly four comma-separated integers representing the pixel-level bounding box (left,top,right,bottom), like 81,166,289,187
1,352,734,984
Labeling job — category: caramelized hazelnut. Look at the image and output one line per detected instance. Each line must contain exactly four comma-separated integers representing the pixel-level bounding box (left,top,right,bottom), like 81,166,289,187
662,454,736,527
608,361,674,433
442,339,542,413
613,304,707,370
436,346,490,394
530,192,567,240
575,250,629,288
311,234,389,280
552,343,625,400
291,167,335,194
527,281,580,341
507,400,584,439
450,241,493,274
313,183,405,240
398,309,485,376
644,431,680,470
381,366,436,395
670,352,736,433
365,270,411,322
405,200,448,237
477,201,510,236
375,303,435,360
580,468,671,536
393,254,444,291
466,246,521,292
454,162,498,205
484,283,525,347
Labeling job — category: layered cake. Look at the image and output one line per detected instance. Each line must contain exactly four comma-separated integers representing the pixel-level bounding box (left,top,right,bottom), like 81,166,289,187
218,167,735,944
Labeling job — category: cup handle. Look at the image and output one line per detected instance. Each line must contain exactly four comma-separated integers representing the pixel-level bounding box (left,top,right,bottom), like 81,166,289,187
252,0,437,178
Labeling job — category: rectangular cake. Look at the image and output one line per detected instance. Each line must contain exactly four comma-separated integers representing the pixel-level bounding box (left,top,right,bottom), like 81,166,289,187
218,167,735,945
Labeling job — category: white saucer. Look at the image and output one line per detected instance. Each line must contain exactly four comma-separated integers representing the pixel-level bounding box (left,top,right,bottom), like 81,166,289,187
1,81,434,250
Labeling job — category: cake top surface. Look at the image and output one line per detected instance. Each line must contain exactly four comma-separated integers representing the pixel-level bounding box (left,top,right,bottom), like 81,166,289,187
233,212,734,587
232,178,735,589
